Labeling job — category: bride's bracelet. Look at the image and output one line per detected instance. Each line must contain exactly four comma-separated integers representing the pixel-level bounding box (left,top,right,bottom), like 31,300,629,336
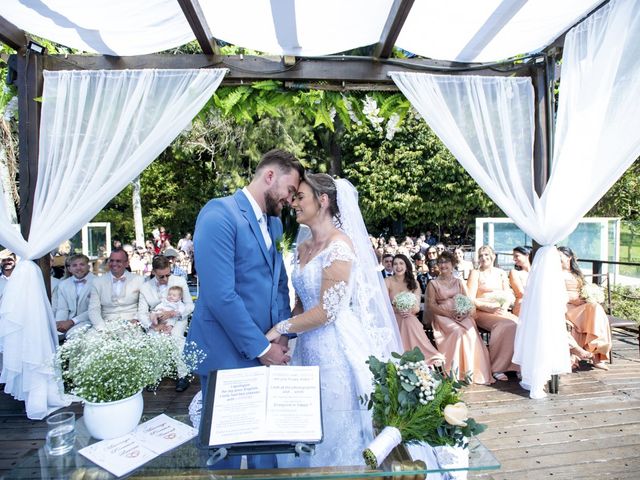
275,319,292,335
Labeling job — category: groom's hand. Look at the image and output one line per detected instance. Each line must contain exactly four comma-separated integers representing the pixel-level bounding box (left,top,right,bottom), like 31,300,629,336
258,343,291,366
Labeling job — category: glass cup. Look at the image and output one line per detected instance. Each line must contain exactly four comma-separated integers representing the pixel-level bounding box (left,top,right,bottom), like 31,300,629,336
45,412,76,456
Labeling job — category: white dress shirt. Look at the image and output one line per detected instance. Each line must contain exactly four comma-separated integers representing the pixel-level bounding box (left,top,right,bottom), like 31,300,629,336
242,187,272,250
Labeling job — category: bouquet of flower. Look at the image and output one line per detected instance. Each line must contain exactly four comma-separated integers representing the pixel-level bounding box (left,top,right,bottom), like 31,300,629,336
393,292,417,312
361,348,486,468
580,283,605,304
453,294,474,317
54,322,206,403
488,290,515,310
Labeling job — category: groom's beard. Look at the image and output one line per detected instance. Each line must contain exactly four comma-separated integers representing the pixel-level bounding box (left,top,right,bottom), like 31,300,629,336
264,189,283,217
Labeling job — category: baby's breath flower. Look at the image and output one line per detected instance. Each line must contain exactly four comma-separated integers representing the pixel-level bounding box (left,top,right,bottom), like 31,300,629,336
54,322,206,403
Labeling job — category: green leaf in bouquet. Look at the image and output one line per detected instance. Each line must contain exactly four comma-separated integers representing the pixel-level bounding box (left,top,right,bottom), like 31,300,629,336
400,381,416,392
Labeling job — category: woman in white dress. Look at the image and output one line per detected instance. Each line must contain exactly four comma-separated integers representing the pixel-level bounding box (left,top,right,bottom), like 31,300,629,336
266,174,402,467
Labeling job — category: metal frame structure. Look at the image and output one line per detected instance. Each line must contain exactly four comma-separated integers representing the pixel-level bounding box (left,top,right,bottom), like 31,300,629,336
0,1,609,294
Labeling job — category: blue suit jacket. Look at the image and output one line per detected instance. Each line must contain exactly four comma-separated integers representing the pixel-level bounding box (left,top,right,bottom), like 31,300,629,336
187,190,291,374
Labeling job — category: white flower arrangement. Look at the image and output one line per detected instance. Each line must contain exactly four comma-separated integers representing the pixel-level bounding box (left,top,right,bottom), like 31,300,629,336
393,292,417,312
55,322,206,403
488,290,515,310
453,294,474,317
397,360,441,405
580,283,605,304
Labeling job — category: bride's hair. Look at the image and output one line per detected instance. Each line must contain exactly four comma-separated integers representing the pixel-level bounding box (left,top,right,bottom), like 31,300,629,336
304,173,342,226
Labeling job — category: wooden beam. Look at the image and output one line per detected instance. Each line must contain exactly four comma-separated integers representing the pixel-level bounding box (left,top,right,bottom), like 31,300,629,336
177,0,219,55
41,54,532,84
373,0,415,59
15,51,51,296
0,15,27,51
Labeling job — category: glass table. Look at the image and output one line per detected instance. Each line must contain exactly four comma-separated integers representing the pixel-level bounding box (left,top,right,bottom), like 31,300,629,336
6,415,500,479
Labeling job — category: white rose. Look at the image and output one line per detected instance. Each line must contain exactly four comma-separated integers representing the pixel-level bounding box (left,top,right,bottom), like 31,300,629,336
443,402,468,427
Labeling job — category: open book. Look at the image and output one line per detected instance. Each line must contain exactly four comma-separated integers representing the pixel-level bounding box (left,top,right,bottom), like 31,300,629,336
206,365,322,447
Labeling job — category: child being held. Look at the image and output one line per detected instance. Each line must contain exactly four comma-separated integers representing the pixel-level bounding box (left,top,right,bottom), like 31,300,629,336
150,286,186,333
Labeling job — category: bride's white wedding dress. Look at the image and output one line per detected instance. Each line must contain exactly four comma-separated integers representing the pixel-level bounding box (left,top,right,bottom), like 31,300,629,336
279,239,376,467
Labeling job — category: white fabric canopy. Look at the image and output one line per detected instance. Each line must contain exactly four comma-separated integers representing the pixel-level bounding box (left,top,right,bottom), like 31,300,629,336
1,0,605,62
0,68,227,419
390,0,640,399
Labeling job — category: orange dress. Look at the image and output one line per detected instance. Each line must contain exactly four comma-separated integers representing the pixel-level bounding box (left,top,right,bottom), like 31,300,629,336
392,290,444,366
473,268,519,373
429,278,493,385
564,274,612,363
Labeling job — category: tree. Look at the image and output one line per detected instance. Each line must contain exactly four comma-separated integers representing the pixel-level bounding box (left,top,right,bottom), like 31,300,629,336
341,111,499,238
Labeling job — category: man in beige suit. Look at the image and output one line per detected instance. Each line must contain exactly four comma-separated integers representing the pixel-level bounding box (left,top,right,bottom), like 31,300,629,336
55,254,94,339
138,254,194,391
89,248,145,329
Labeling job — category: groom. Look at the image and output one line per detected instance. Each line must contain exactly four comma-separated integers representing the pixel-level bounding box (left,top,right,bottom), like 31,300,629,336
188,149,303,463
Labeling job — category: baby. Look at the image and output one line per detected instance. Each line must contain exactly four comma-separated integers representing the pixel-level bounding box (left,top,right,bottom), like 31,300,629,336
150,286,186,331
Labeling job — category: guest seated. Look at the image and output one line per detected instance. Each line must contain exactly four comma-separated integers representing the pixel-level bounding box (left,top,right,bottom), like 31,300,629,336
558,246,612,370
508,246,592,367
385,254,444,366
467,245,519,381
55,254,94,339
508,246,532,316
453,246,474,280
88,248,145,329
162,248,188,279
138,254,194,391
427,251,493,384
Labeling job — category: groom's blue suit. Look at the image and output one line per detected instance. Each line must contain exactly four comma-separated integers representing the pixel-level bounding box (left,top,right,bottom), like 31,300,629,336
187,189,291,376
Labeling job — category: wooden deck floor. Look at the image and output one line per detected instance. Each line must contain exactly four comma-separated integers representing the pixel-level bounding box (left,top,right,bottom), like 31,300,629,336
466,328,640,480
0,328,638,479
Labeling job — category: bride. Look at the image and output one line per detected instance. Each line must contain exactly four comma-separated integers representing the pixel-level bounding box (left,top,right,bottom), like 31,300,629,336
266,173,402,467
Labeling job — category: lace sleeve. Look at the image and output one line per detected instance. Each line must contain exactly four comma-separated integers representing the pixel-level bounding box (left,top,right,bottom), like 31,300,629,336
275,241,354,335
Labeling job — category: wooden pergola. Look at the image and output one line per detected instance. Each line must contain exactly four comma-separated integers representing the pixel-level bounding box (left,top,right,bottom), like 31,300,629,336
0,0,607,296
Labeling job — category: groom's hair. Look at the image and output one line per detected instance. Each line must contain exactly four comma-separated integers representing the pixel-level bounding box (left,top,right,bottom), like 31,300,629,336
255,149,304,178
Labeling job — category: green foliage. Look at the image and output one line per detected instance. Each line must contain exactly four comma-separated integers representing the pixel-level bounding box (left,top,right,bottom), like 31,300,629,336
589,159,640,221
364,348,485,450
610,284,640,325
341,111,499,235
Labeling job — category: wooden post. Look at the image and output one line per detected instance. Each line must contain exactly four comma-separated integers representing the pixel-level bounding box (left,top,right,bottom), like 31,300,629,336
16,49,51,298
531,55,560,394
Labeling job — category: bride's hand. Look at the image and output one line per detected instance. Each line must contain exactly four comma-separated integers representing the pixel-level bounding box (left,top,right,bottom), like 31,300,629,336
266,328,281,342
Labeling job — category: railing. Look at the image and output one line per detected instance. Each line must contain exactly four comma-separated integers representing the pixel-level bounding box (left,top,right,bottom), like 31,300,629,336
495,252,640,287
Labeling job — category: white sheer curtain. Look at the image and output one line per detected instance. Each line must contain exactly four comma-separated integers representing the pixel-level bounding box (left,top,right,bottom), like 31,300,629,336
390,0,640,399
2,0,604,60
0,68,227,419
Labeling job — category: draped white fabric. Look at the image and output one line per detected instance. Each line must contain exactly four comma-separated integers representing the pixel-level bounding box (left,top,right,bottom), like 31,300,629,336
0,0,604,61
0,68,227,419
390,0,640,399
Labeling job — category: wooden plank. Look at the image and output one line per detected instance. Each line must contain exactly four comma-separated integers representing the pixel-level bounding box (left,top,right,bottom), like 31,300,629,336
372,0,415,59
0,15,27,51
40,54,532,84
177,0,219,55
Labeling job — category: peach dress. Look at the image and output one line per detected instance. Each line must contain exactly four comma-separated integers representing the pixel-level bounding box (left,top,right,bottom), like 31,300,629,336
509,269,529,317
564,274,612,363
390,289,444,365
429,278,493,385
472,268,519,373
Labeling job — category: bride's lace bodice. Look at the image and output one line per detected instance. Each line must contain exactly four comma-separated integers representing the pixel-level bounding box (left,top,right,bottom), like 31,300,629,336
282,239,371,468
292,240,356,320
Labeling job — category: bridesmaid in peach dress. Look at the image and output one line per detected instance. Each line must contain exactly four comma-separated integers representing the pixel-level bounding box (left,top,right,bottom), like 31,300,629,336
467,245,519,381
385,254,444,366
426,251,493,384
509,246,532,317
558,246,612,370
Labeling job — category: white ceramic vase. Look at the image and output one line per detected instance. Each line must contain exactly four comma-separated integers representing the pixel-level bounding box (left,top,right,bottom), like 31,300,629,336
83,390,144,440
432,444,469,480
